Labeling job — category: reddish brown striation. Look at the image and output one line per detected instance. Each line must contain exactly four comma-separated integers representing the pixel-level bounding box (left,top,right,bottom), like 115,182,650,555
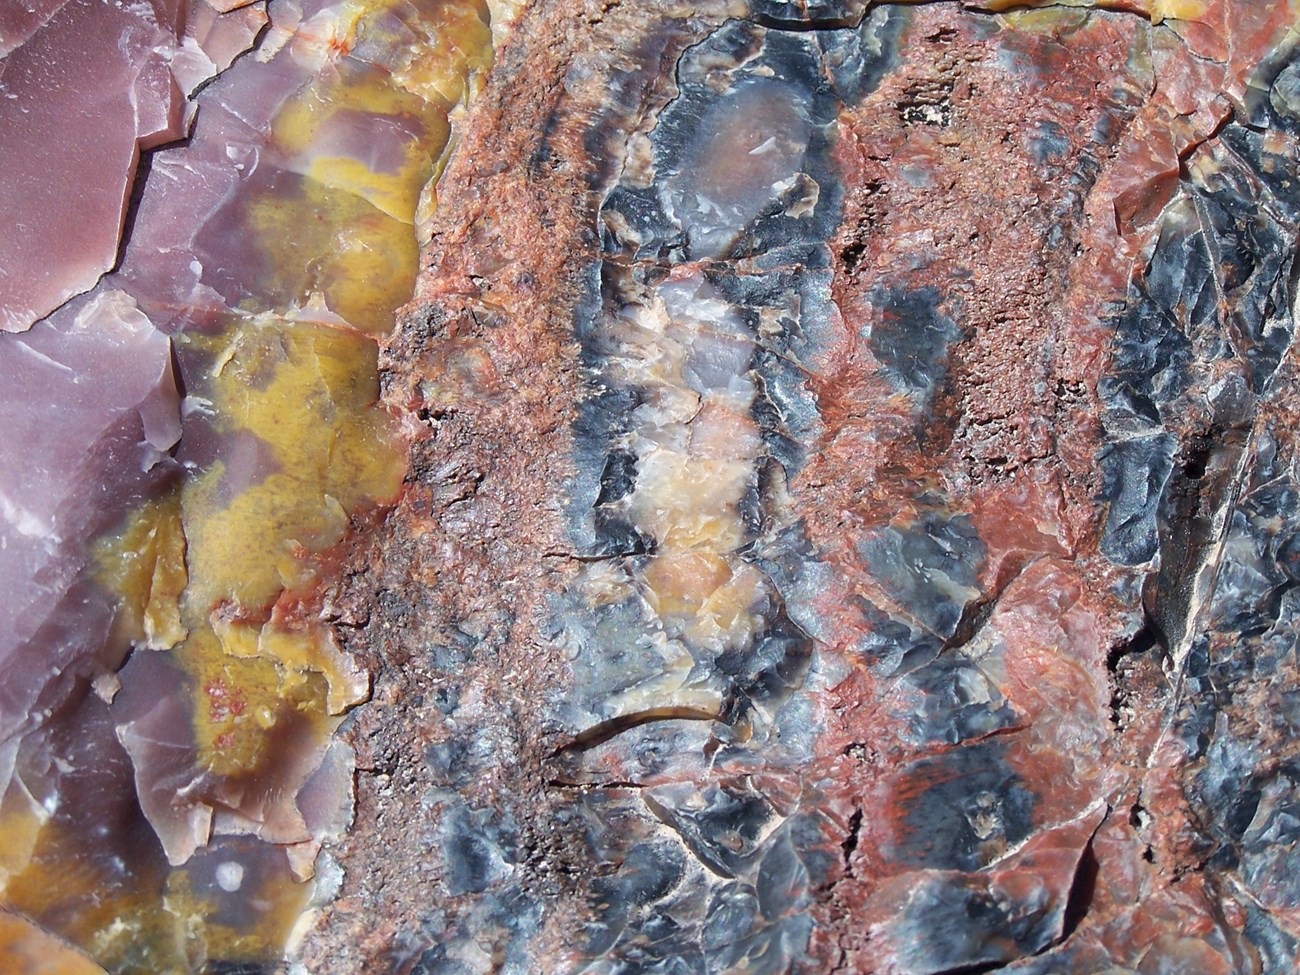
298,0,674,965
299,1,1300,973
805,7,1300,971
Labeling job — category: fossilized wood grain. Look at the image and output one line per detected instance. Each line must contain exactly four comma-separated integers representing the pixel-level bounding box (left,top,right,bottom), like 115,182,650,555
302,1,1300,973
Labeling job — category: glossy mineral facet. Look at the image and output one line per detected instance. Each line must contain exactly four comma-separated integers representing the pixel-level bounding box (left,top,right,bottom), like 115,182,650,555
0,0,494,969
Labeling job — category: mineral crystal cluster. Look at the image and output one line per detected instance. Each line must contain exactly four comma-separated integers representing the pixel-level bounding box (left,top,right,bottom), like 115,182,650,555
3,0,1300,973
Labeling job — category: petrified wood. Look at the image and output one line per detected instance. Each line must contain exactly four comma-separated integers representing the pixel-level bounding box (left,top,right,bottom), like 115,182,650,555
304,2,1300,972
3,0,1300,973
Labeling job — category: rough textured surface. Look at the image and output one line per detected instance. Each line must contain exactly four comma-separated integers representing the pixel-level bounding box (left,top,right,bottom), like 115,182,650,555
296,0,1300,973
5,0,1300,972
